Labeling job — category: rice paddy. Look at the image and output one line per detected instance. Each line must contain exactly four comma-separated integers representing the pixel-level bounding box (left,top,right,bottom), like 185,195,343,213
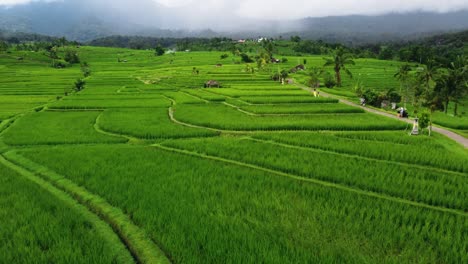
1,46,466,263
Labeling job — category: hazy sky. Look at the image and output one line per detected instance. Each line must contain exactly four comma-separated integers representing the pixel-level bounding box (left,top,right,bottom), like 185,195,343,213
1,0,468,19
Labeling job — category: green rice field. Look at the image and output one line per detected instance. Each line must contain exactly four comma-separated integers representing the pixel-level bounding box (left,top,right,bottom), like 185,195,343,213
0,46,466,264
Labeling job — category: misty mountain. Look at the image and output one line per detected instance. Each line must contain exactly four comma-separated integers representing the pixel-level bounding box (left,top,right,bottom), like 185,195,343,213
1,0,468,43
286,11,468,45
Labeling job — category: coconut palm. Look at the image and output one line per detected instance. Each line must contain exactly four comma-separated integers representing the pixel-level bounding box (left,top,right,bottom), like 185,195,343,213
307,67,324,88
444,55,468,116
394,64,412,108
323,48,355,87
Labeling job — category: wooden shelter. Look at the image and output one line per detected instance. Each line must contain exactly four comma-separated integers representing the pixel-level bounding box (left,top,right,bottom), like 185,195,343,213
290,64,305,73
205,80,220,88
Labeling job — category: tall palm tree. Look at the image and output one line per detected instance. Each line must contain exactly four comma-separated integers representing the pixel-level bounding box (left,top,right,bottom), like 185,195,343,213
435,56,468,115
415,62,441,137
418,60,439,91
323,48,355,87
394,64,412,108
446,55,468,116
308,67,324,88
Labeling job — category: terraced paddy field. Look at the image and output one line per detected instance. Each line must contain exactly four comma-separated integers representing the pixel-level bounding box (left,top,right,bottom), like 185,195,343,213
0,46,467,263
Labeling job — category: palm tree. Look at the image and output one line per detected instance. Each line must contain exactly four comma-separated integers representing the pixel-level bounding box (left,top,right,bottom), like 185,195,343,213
308,67,324,88
446,55,468,116
394,64,412,108
323,48,355,87
418,60,439,91
418,60,441,136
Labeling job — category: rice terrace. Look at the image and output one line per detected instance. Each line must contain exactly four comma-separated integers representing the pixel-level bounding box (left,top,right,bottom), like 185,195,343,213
0,1,468,264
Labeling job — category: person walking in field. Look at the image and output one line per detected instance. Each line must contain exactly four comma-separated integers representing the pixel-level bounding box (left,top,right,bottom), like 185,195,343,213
313,88,318,97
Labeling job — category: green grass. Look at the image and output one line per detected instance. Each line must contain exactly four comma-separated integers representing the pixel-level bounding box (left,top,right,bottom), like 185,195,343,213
1,45,466,263
0,159,134,263
251,131,468,173
239,95,338,104
16,144,468,264
433,111,468,130
1,111,126,145
49,95,171,109
99,108,219,139
0,52,80,119
174,103,407,131
240,103,364,114
182,89,226,102
163,91,206,104
161,136,467,211
205,88,310,97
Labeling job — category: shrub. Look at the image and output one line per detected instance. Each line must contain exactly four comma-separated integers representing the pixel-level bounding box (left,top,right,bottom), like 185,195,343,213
240,53,254,63
324,73,336,88
386,89,402,103
74,78,86,91
418,111,430,130
64,50,80,64
362,88,379,106
81,63,91,77
51,60,67,68
155,45,165,56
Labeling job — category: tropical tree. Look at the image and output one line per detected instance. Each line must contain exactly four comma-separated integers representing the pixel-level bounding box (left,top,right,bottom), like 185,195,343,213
154,45,165,56
74,78,86,92
256,51,270,70
290,36,301,43
262,39,275,59
417,60,439,92
308,67,324,88
445,55,468,116
64,49,80,64
323,48,355,87
56,37,67,47
421,80,444,136
0,41,8,52
245,64,255,74
45,45,59,59
394,64,412,108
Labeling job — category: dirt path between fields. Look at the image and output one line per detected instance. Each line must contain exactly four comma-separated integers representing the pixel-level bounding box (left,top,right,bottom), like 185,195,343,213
300,86,468,148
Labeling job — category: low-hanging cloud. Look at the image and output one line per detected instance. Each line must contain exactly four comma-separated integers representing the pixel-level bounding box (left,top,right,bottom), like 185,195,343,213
1,0,467,33
236,0,468,19
157,0,468,19
2,0,468,19
0,0,60,5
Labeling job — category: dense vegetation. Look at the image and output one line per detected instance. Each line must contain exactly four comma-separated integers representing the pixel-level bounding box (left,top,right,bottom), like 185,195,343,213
0,38,466,263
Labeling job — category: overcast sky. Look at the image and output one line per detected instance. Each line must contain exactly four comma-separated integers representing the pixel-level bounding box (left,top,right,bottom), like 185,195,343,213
1,0,468,19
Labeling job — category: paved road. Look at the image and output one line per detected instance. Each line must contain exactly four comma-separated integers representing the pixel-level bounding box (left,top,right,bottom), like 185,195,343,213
301,86,468,148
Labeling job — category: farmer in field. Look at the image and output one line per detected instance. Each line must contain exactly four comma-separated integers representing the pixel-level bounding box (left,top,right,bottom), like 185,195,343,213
313,89,318,97
397,107,408,118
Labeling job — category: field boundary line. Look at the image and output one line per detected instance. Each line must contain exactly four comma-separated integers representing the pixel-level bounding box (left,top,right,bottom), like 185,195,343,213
0,118,15,135
153,144,467,217
223,102,365,116
93,111,143,144
222,102,257,116
168,107,405,134
2,151,172,264
179,91,210,103
0,154,137,264
168,106,248,134
248,137,468,177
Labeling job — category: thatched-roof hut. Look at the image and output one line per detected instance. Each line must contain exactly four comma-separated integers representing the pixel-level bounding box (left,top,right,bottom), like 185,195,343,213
205,80,220,88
